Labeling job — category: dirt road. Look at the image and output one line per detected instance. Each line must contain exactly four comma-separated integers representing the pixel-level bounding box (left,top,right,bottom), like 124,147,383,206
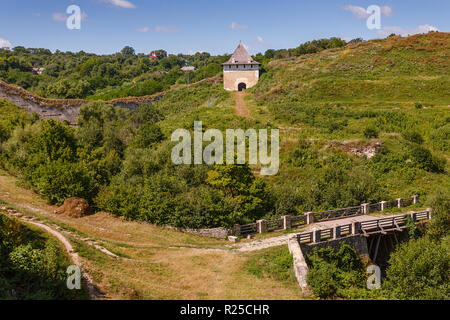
233,92,252,118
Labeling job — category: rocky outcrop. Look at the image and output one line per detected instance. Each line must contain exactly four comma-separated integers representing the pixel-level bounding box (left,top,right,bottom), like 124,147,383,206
0,76,221,125
0,80,165,124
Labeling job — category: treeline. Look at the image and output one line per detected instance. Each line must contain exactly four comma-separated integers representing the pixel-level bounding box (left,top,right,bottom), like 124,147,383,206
0,46,227,100
254,37,356,66
0,37,356,100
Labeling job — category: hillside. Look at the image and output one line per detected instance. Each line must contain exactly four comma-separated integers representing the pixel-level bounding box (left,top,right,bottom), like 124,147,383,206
0,32,448,227
0,32,448,301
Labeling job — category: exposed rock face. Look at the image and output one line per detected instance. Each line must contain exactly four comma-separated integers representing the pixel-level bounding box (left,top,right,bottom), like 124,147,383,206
334,140,383,159
55,197,92,218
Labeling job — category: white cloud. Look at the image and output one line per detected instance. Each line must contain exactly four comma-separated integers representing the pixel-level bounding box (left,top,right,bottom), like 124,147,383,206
378,24,439,36
101,0,136,9
154,25,180,33
344,5,370,19
52,12,67,22
380,6,393,17
256,36,265,44
137,27,150,32
343,5,393,19
230,22,248,30
52,12,88,22
0,38,12,48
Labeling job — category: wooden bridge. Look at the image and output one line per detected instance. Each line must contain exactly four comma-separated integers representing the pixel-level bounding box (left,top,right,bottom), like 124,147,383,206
296,210,431,245
288,210,432,291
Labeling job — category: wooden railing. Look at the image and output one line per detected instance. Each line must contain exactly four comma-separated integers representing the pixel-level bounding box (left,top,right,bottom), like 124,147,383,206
233,195,420,236
294,210,431,245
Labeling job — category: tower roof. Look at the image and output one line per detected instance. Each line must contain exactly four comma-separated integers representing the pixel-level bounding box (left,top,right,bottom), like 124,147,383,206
222,43,261,66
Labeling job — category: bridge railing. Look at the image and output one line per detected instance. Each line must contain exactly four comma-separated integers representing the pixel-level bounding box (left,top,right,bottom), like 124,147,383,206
233,195,420,237
296,210,431,245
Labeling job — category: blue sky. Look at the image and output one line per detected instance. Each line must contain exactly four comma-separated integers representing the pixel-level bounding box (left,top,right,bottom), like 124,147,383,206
0,0,448,55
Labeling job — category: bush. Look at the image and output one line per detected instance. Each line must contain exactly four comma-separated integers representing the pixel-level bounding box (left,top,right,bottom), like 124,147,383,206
383,237,449,300
34,160,94,205
427,190,450,241
306,244,366,299
364,127,379,139
402,131,424,144
408,144,446,173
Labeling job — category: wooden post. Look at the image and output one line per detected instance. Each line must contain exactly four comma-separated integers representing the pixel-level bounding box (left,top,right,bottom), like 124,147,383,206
257,220,267,234
380,201,388,211
361,203,370,214
397,198,403,208
410,212,417,222
305,212,315,225
352,222,362,235
282,216,292,230
313,229,321,243
334,226,341,239
412,195,419,204
234,224,241,236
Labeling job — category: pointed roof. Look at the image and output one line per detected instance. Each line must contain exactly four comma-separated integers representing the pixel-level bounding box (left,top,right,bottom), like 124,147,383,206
222,43,261,66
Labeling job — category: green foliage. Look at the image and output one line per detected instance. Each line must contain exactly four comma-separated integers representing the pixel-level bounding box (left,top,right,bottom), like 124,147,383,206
33,160,94,205
364,126,379,139
306,244,367,299
0,215,88,299
206,164,273,225
402,130,424,144
426,190,450,241
383,237,449,300
0,46,228,99
408,144,446,173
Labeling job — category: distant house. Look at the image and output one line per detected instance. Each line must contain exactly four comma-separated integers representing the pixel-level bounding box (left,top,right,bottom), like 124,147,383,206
31,67,45,75
181,66,196,72
222,43,261,91
149,55,158,59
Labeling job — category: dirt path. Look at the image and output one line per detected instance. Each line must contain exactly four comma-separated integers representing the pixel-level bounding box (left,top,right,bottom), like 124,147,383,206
1,208,97,299
233,92,252,118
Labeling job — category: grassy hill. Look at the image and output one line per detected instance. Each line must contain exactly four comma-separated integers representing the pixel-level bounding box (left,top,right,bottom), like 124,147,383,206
0,32,449,228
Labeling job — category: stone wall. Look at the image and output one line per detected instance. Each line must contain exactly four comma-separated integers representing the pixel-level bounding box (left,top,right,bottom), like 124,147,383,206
223,70,259,91
181,227,230,239
288,235,311,292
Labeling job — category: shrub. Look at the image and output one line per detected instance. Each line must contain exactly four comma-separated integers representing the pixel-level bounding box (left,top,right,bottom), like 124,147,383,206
383,237,449,300
34,160,94,205
426,190,450,241
364,127,379,139
408,144,446,173
402,130,424,144
306,244,366,299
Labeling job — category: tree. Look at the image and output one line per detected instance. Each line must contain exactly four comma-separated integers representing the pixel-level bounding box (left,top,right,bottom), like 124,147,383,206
383,237,449,300
206,164,272,224
121,46,135,56
427,190,450,241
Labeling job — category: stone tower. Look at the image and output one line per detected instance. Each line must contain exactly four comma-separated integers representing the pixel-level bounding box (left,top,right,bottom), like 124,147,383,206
222,43,261,91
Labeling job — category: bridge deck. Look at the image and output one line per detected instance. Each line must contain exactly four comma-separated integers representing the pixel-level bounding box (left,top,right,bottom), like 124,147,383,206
296,211,430,245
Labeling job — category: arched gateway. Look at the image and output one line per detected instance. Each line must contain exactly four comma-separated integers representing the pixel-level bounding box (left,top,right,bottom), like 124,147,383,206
222,43,261,91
